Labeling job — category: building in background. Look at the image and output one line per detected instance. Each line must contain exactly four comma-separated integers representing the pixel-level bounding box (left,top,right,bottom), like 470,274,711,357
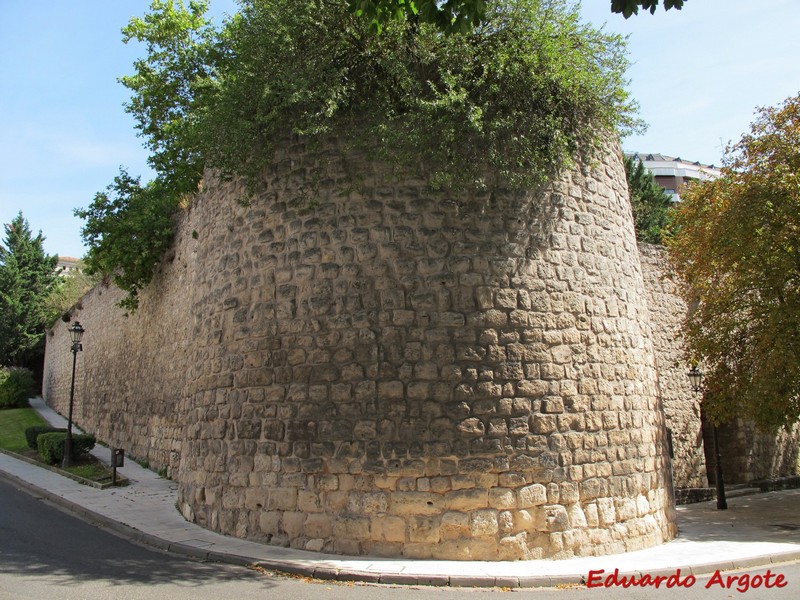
627,153,721,202
56,256,83,276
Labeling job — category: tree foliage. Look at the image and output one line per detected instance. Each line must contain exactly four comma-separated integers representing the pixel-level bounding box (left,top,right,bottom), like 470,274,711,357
349,1,687,33
624,155,673,244
77,0,222,310
669,94,800,430
78,0,640,309
206,0,641,191
0,213,59,367
348,0,489,34
43,266,100,325
610,0,686,19
119,0,223,195
76,170,178,311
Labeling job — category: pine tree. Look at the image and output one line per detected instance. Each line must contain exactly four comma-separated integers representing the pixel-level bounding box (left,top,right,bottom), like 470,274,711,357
0,213,60,367
624,155,674,244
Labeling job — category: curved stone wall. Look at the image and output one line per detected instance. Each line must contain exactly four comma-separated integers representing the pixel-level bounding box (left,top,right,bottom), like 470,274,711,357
175,143,675,559
44,141,677,560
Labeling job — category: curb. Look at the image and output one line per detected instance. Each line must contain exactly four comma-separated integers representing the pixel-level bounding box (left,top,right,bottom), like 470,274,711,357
2,466,799,589
0,447,128,489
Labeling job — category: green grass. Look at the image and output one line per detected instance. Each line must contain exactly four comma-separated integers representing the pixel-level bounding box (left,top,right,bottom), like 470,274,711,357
65,463,112,481
0,407,120,484
0,407,48,453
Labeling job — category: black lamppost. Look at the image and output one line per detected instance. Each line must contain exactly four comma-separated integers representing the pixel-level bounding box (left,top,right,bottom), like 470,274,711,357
686,365,727,510
62,321,85,468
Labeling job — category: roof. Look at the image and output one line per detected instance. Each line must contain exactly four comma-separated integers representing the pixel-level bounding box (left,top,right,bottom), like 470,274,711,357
626,152,719,171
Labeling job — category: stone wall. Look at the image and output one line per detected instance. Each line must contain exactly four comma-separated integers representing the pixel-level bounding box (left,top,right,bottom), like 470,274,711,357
42,218,197,471
637,244,707,488
44,141,677,560
637,244,800,488
715,420,800,484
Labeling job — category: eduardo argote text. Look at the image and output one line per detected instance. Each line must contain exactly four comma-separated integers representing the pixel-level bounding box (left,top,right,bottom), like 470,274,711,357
587,568,788,593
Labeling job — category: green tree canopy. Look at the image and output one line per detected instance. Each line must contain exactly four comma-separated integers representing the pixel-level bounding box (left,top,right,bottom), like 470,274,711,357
0,213,59,367
349,1,687,33
78,0,641,309
669,94,800,430
624,155,673,244
610,0,686,18
43,264,99,324
75,170,178,311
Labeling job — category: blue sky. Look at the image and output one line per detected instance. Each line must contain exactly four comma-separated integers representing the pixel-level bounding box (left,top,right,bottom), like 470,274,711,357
1,0,798,259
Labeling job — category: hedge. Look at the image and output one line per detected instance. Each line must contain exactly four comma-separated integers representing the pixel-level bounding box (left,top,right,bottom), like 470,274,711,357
0,367,36,409
37,432,96,465
25,425,67,450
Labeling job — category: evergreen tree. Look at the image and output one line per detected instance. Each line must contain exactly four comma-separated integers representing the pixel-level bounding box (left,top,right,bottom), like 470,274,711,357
624,155,674,244
0,213,59,367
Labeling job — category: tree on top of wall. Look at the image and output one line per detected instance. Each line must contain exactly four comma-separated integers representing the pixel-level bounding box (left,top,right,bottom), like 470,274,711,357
77,0,643,310
349,1,687,34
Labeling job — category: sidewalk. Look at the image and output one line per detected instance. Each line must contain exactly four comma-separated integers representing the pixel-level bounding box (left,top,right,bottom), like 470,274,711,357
0,398,798,588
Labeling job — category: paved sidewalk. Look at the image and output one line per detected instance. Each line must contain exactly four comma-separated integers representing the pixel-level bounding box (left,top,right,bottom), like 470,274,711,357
1,398,799,587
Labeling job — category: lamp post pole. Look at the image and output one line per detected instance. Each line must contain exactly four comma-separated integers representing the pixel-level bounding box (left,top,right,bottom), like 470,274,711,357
711,421,727,510
62,321,84,468
686,366,727,510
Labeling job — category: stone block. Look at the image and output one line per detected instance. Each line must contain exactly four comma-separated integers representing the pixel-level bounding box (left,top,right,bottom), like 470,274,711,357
333,514,371,540
457,418,485,437
304,513,333,539
445,488,488,511
498,532,529,560
348,491,389,514
532,415,557,434
568,504,588,528
390,492,444,516
429,476,451,493
537,504,569,532
297,489,323,512
597,497,616,526
489,487,517,510
268,488,297,511
371,515,406,543
470,510,499,537
517,484,547,508
488,504,511,536
282,511,305,539
409,515,441,543
440,511,470,541
259,510,281,535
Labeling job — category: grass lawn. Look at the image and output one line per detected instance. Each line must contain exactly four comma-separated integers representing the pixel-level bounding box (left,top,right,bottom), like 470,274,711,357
0,406,48,453
0,406,121,484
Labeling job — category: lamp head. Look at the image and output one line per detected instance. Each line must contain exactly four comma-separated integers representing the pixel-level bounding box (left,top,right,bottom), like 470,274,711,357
68,321,85,347
686,365,703,393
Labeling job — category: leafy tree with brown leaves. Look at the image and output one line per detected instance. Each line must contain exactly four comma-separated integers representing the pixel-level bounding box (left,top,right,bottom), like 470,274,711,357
669,94,800,430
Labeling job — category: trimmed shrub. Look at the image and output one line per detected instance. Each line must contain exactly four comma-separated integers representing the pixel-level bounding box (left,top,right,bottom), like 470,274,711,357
24,425,67,450
37,432,97,465
0,367,36,409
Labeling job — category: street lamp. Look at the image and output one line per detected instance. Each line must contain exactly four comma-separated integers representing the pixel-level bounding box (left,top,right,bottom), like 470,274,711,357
686,365,727,510
62,321,85,468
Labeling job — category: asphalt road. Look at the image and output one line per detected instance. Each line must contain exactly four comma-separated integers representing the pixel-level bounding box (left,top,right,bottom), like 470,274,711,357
1,476,798,600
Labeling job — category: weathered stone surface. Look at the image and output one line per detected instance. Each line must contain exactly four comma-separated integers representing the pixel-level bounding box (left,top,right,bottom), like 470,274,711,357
41,142,715,560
